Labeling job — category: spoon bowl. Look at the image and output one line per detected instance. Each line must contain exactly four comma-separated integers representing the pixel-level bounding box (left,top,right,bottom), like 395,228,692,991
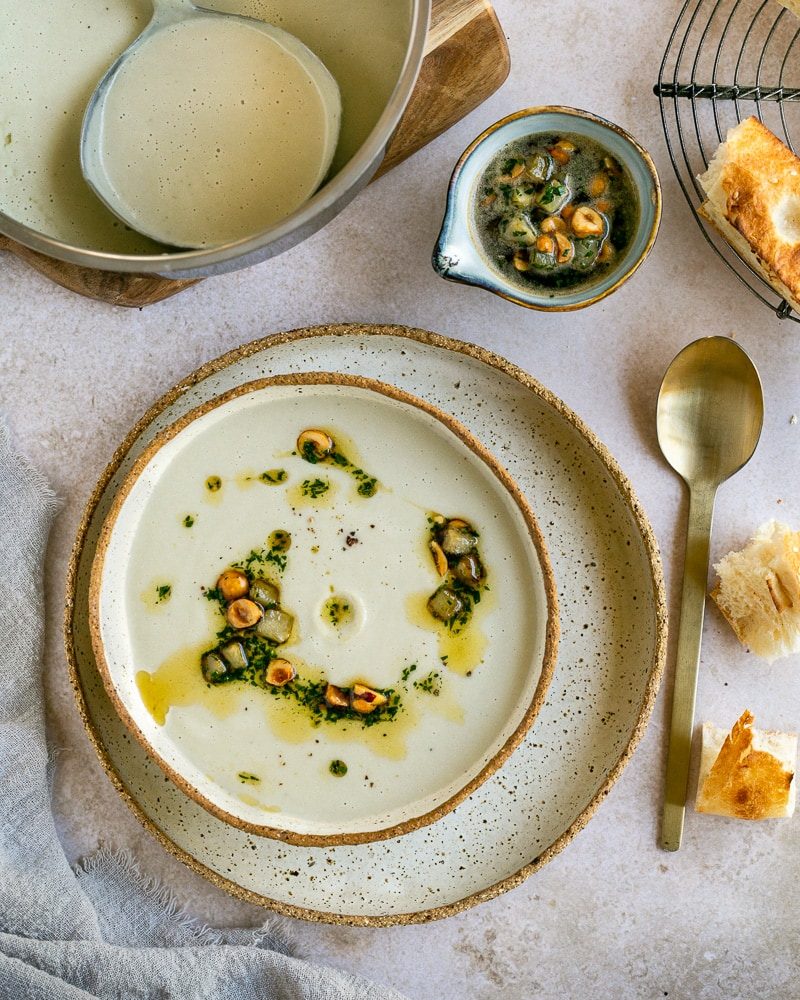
657,336,764,486
656,336,763,852
80,0,341,249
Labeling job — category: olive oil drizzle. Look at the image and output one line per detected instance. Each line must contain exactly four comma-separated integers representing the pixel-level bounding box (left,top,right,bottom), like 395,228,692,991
200,535,402,730
138,446,493,754
406,592,489,676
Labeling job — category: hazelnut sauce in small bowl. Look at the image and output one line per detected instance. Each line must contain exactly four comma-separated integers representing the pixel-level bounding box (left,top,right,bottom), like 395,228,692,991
433,106,661,311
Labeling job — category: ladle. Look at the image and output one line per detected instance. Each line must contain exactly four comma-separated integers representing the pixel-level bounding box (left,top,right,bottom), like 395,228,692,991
80,0,341,248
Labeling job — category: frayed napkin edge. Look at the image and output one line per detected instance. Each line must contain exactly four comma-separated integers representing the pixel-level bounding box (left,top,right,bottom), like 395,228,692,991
74,847,295,955
0,420,62,517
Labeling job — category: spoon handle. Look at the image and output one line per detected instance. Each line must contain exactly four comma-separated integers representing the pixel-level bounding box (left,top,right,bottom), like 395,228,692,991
660,483,716,851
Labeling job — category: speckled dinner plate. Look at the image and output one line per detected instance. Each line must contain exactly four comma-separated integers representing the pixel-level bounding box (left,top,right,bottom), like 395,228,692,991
66,324,667,926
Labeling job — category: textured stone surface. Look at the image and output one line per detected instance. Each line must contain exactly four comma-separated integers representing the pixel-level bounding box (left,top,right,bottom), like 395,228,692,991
2,0,800,996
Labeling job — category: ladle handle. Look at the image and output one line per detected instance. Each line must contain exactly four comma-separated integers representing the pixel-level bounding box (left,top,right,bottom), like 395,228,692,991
151,0,197,20
660,483,716,852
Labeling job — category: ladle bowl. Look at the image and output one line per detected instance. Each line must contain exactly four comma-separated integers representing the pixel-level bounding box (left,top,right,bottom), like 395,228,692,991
80,0,341,249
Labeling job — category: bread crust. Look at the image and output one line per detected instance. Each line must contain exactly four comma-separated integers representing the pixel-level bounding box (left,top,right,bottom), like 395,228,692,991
698,116,800,309
696,711,796,820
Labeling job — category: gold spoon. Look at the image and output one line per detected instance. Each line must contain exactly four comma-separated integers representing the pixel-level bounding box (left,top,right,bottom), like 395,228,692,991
656,336,763,851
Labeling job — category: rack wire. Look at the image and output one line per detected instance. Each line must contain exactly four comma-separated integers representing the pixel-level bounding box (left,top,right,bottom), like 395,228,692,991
655,0,800,321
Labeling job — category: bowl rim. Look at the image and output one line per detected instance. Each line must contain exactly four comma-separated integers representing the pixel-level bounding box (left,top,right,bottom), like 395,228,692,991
434,105,663,311
87,371,560,847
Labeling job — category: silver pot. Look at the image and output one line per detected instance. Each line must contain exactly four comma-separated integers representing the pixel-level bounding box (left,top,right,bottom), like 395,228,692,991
0,0,430,280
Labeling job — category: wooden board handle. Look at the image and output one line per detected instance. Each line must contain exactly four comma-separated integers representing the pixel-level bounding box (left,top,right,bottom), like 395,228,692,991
0,233,197,306
378,0,510,179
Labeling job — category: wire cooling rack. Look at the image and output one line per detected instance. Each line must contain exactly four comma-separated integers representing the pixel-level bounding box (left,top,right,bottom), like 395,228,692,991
655,0,800,321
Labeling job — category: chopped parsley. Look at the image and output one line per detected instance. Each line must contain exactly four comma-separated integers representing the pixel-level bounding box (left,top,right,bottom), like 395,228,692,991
413,671,442,696
329,760,348,777
401,663,417,683
205,476,222,492
183,514,195,528
301,478,330,499
155,584,172,604
259,469,287,485
233,533,291,577
300,440,321,464
238,772,261,784
324,597,352,627
297,433,379,499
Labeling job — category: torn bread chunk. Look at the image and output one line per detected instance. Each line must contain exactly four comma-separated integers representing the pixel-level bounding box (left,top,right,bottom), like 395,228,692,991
697,116,800,313
711,520,800,662
696,711,797,819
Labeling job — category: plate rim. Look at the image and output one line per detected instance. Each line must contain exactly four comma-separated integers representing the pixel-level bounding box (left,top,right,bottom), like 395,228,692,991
64,323,667,926
87,370,560,847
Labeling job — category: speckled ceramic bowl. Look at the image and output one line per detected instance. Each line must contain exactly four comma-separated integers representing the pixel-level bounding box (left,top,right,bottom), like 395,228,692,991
432,106,662,311
87,373,558,847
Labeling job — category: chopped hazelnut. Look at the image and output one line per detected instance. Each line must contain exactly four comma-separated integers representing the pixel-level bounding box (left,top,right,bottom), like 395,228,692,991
217,568,249,601
264,659,296,687
297,429,333,460
429,539,448,576
351,684,388,714
226,598,263,629
324,683,349,709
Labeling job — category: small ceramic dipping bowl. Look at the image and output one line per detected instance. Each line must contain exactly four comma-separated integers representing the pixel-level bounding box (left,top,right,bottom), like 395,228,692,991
432,106,662,311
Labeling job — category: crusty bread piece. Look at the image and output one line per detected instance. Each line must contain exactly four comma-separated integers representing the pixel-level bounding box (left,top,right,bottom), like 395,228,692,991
696,711,796,819
697,116,800,313
711,520,800,662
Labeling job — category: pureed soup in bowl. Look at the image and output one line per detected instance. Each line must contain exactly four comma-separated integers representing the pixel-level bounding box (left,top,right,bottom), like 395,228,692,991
433,107,661,310
88,374,559,846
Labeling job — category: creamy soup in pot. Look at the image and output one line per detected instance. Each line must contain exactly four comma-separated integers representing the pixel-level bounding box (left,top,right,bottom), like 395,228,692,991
0,0,411,253
93,17,342,248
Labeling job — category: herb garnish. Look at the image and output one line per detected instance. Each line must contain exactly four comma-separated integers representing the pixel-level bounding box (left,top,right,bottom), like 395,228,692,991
155,584,172,604
232,532,291,578
413,671,442,696
259,469,287,485
401,663,417,683
324,598,352,627
200,537,402,729
301,478,330,499
297,434,379,498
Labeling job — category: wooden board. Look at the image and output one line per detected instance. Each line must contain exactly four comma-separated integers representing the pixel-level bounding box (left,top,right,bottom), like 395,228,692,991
0,0,509,308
